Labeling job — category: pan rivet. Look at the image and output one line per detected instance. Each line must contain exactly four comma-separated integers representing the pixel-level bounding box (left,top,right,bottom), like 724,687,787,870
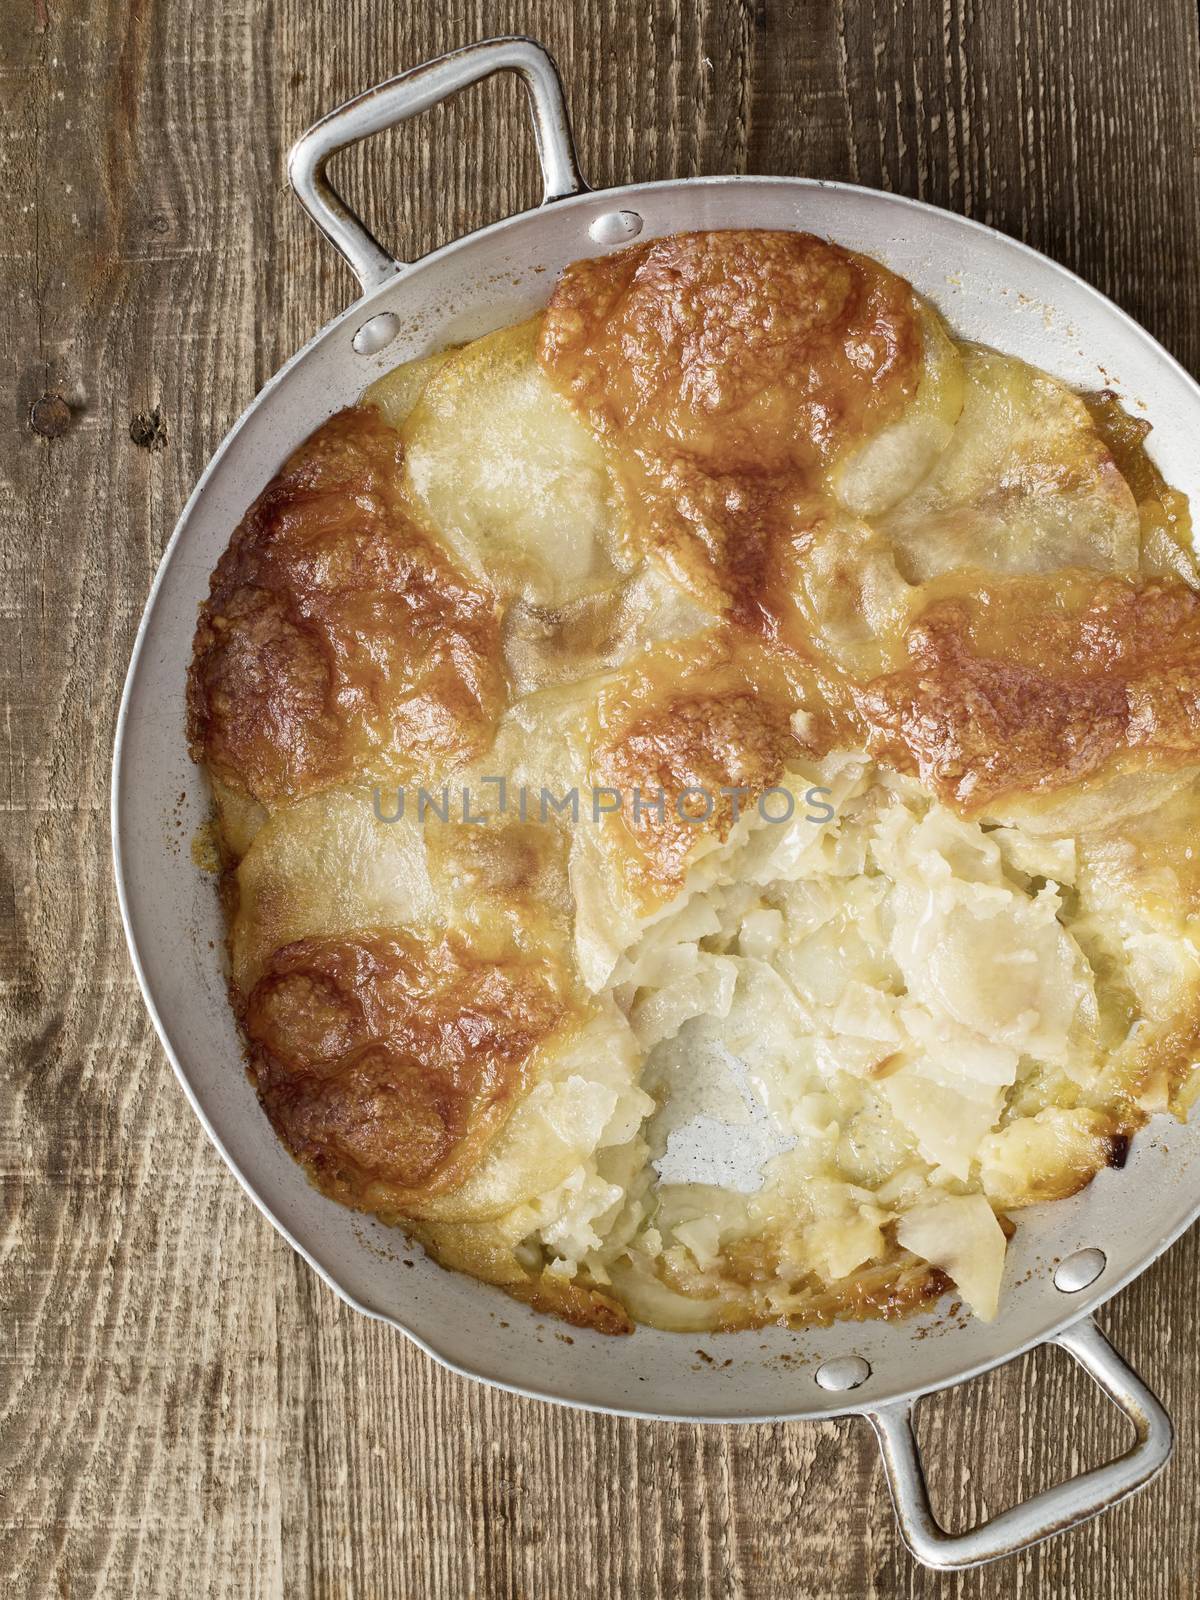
353,312,402,356
814,1355,871,1392
588,210,644,247
1053,1248,1107,1293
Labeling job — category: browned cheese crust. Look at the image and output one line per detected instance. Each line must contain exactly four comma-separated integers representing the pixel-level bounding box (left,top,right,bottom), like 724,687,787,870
592,635,822,897
539,229,923,623
857,574,1200,810
187,407,506,807
243,931,567,1210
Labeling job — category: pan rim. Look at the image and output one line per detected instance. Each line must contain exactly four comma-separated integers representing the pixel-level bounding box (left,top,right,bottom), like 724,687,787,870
112,171,1200,1422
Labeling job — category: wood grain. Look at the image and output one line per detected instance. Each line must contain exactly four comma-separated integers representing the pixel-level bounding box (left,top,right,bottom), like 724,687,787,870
3,1,1200,1595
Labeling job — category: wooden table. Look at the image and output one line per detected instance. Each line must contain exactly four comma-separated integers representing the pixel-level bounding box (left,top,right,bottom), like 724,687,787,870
5,2,1200,1594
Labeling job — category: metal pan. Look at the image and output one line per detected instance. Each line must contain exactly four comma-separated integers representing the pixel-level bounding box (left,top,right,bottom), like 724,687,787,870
112,36,1200,1569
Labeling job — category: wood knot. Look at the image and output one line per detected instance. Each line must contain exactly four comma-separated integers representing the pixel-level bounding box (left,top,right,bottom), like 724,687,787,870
130,407,168,450
29,393,73,439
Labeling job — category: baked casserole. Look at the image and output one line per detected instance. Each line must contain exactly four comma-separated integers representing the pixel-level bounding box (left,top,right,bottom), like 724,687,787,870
187,230,1200,1333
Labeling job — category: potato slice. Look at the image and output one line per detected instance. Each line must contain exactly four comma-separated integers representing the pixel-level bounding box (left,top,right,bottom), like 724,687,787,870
228,787,435,992
401,319,624,605
896,1192,1007,1320
879,346,1140,580
833,301,965,516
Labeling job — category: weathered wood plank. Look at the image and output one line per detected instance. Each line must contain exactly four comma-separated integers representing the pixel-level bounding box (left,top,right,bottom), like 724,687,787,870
1,2,284,1596
3,1,1200,1596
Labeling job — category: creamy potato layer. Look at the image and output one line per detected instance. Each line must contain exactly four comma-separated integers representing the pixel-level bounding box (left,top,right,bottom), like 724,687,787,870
188,231,1200,1333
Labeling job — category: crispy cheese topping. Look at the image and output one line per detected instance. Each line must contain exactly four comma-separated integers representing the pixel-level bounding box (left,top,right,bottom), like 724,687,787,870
188,407,505,806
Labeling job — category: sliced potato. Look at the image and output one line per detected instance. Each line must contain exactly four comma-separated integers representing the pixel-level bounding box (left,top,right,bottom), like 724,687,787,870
228,786,435,992
401,319,624,605
896,1192,1007,1320
834,301,965,516
879,346,1141,580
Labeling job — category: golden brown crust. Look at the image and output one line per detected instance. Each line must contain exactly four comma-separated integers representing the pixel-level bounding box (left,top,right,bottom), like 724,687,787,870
656,1248,952,1333
539,230,921,617
855,575,1200,810
815,1263,952,1329
497,1274,635,1334
187,406,505,807
591,635,827,895
243,931,567,1210
541,229,921,470
1084,389,1196,577
991,1109,1134,1209
1113,1000,1200,1113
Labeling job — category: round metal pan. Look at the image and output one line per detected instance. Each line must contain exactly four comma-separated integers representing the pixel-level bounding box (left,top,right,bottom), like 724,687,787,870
112,36,1200,1569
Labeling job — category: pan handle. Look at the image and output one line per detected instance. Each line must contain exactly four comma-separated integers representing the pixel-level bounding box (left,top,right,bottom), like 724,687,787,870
866,1316,1172,1570
287,36,588,295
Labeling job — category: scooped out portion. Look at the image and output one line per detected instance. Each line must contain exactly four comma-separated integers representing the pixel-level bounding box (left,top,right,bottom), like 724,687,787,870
189,229,1200,1335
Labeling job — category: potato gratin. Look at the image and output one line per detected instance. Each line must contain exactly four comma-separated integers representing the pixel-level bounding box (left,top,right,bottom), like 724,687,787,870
188,231,1200,1334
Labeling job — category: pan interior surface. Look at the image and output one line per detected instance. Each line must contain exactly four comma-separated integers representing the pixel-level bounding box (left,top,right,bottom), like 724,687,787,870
114,176,1200,1421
